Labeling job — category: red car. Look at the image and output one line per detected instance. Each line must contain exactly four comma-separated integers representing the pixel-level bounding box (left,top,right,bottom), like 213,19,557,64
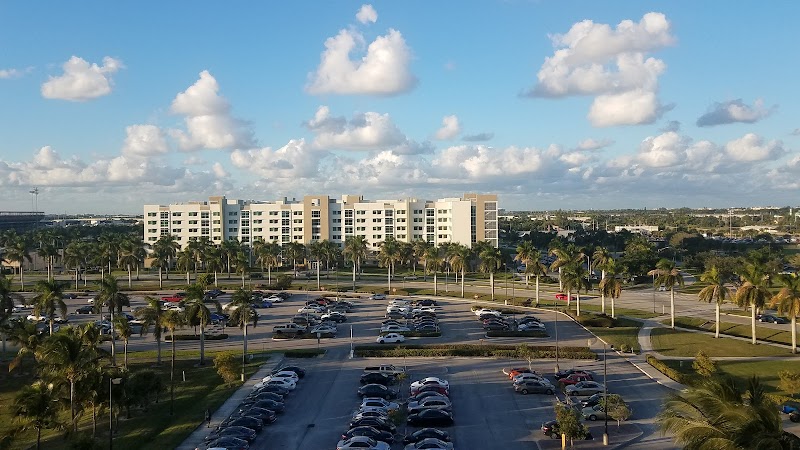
161,292,186,303
559,373,593,385
555,293,576,301
410,385,449,397
507,368,534,379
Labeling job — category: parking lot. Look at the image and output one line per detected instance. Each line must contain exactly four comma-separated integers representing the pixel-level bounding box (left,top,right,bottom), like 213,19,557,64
12,290,678,449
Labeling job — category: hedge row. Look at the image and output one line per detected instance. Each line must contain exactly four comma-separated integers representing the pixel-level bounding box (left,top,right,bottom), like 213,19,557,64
646,354,690,384
354,343,594,359
566,311,620,328
485,330,549,338
165,333,229,341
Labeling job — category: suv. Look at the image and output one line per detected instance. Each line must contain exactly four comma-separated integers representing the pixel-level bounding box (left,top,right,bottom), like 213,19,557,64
272,323,306,337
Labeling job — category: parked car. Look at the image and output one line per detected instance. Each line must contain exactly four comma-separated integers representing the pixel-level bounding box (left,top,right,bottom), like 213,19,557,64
361,398,400,411
406,409,454,427
403,438,454,450
250,384,289,397
414,324,440,333
358,384,398,399
555,368,589,380
512,372,547,384
514,379,555,395
565,381,605,397
321,312,348,323
204,425,257,443
582,404,609,421
197,436,249,450
239,398,285,413
408,392,449,404
360,372,396,386
336,436,391,450
580,392,612,408
370,294,387,300
341,426,394,445
269,371,300,383
62,293,78,299
229,406,277,424
402,428,451,445
380,324,411,333
559,373,594,386
411,384,449,397
377,333,406,344
411,377,449,391
221,416,264,432
555,293,576,301
271,365,306,378
759,314,789,324
246,392,285,403
348,416,397,433
255,377,296,391
407,397,452,414
75,305,94,314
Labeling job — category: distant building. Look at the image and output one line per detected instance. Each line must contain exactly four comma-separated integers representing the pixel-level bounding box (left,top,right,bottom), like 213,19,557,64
614,225,659,234
0,211,45,232
143,193,498,250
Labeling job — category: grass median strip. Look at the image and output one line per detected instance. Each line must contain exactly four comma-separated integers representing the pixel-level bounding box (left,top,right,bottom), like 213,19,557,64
667,316,796,347
650,327,791,357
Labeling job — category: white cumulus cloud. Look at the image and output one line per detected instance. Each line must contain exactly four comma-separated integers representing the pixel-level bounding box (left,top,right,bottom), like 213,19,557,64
528,12,675,127
724,133,784,162
41,56,123,101
356,4,378,24
696,99,776,127
306,28,417,96
0,67,33,79
433,115,461,140
306,107,430,154
122,125,169,158
169,71,254,150
230,139,325,179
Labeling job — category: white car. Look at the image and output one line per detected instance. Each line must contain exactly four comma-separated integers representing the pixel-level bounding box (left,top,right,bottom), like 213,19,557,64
26,314,46,322
369,294,387,300
361,397,400,411
336,436,390,450
376,333,406,344
512,372,548,384
270,371,300,382
518,322,546,331
410,377,450,391
298,305,324,314
266,295,283,303
474,308,501,317
255,377,296,391
310,324,337,335
412,306,436,314
389,299,411,307
380,324,411,333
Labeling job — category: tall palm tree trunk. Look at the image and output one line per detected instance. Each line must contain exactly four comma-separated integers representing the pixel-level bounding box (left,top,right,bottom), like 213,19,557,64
316,260,320,291
159,267,163,289
156,334,162,365
70,380,76,432
128,266,132,288
124,340,128,369
110,310,117,365
433,272,437,295
352,260,357,291
267,266,271,285
49,318,54,336
489,273,494,300
715,303,721,338
791,316,797,354
75,269,79,290
751,305,757,345
670,290,675,329
387,265,392,292
243,324,248,358
576,292,581,316
611,296,616,319
557,267,562,291
170,330,175,415
460,269,465,298
535,276,540,306
600,270,606,314
199,323,206,366
36,427,41,450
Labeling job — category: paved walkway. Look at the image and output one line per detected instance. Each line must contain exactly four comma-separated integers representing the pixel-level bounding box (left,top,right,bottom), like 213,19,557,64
175,354,286,450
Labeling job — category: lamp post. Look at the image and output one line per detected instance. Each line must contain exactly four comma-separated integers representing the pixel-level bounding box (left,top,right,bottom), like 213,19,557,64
652,272,656,314
588,338,610,445
554,309,559,374
109,377,122,450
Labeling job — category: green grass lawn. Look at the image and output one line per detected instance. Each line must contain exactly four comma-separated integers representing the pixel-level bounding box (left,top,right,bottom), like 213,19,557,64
651,327,792,357
667,316,796,346
661,358,800,398
0,349,269,450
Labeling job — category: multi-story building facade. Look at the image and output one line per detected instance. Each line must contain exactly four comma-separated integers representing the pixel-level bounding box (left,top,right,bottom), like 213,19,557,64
143,193,498,250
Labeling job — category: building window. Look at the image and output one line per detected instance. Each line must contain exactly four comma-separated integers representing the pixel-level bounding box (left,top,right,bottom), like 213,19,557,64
172,212,182,217
282,211,290,217
293,211,302,216
189,212,198,216
228,228,238,233
228,212,237,216
228,219,238,224
269,211,278,216
213,212,220,216
396,210,405,215
147,212,157,217
311,210,321,218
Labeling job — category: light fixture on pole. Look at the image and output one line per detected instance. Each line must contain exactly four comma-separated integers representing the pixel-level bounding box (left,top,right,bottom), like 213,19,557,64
109,377,122,450
587,338,610,446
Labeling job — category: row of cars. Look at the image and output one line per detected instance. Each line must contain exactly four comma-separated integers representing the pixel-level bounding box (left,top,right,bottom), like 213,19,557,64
473,308,546,333
195,365,306,450
272,296,354,338
338,365,454,449
377,299,440,345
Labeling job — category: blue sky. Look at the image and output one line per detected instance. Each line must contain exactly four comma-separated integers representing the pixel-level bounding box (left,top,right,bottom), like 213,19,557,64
1,1,798,214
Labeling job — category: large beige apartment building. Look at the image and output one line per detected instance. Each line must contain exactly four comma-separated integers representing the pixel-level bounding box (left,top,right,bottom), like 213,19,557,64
143,193,498,250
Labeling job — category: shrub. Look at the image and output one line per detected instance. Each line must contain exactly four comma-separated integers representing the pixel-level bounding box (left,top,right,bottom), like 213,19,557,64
646,354,690,384
779,370,800,399
693,350,716,377
214,351,241,384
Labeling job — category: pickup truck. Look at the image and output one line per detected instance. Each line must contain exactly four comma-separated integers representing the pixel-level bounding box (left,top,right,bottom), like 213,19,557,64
363,364,405,376
272,323,307,337
161,292,186,303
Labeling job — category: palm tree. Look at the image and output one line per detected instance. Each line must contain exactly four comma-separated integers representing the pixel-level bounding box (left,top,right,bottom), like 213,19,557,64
98,234,120,275
592,246,613,314
6,318,44,372
283,241,306,278
308,240,324,290
135,296,164,365
234,249,250,287
4,237,32,290
114,316,133,369
176,247,194,285
478,246,502,300
0,274,21,358
657,375,799,449
448,244,472,298
37,326,106,432
184,283,221,366
514,241,537,287
205,246,224,286
413,239,431,277
36,241,59,282
220,239,242,279
14,382,62,450
648,259,684,329
118,238,141,288
735,262,773,345
152,235,180,287
525,250,548,307
63,241,87,290
598,260,623,318
398,241,415,275
32,279,66,336
162,309,185,416
96,275,131,365
698,266,732,339
228,288,258,379
562,263,591,315
422,245,442,294
378,236,401,292
772,273,800,354
343,236,368,291
550,244,584,292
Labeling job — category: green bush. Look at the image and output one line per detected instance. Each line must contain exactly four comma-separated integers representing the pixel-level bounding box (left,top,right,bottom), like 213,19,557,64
213,351,241,384
353,344,594,359
165,333,228,341
485,330,549,338
646,354,690,384
568,311,616,328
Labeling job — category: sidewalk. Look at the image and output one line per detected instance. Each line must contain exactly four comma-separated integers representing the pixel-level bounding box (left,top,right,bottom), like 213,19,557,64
175,354,285,450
